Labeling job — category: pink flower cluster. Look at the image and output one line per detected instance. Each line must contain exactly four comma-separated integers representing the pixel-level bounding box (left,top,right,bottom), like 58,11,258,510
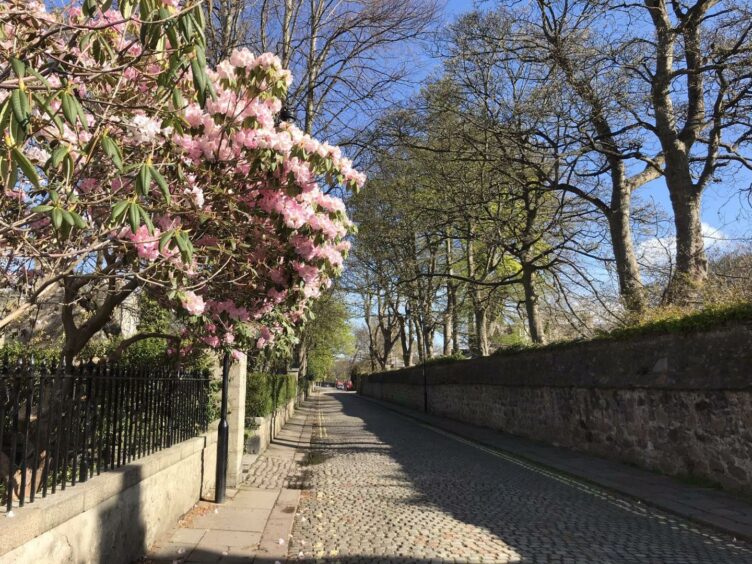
181,291,205,316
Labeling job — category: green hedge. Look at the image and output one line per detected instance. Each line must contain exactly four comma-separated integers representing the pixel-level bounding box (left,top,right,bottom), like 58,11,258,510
245,372,298,418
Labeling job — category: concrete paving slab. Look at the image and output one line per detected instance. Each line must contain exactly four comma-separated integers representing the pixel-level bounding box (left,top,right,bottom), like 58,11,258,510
149,542,196,561
190,507,272,532
171,527,208,544
143,395,314,564
232,489,280,510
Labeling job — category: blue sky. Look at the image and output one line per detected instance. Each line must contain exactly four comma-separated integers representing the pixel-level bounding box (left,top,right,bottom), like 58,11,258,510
433,0,752,252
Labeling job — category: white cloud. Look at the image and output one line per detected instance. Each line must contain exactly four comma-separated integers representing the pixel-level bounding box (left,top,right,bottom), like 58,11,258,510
638,222,729,270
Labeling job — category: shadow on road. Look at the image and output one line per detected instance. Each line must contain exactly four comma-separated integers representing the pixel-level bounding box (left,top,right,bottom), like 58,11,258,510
312,391,752,563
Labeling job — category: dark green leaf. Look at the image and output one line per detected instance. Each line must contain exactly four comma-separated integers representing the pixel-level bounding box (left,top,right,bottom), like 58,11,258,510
158,230,173,253
136,163,152,196
111,200,130,222
141,209,155,235
70,211,87,229
52,208,63,230
128,203,141,232
61,94,77,126
10,89,29,132
61,209,75,226
51,145,70,167
10,58,25,80
11,147,40,188
101,135,123,171
149,165,170,202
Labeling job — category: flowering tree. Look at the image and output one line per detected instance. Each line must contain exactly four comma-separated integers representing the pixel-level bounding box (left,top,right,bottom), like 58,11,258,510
0,0,364,362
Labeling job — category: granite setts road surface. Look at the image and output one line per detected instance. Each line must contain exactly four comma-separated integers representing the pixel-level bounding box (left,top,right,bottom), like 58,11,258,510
287,391,752,563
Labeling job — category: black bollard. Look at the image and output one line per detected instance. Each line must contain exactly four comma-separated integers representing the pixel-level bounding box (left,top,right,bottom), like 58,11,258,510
215,351,230,503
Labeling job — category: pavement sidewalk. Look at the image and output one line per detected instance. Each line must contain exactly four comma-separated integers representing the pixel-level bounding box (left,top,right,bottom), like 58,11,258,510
144,400,315,563
357,394,752,542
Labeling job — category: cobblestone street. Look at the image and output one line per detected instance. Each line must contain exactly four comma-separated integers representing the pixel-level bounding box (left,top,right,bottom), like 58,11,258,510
288,391,752,563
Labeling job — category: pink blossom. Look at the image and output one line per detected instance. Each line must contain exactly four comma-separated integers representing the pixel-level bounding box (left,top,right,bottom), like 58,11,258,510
202,335,221,348
181,291,205,316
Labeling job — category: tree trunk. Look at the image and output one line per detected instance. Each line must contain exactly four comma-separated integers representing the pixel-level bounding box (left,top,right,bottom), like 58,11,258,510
443,287,454,356
522,265,545,344
608,187,646,314
398,313,413,367
474,306,489,356
666,183,707,304
61,278,139,365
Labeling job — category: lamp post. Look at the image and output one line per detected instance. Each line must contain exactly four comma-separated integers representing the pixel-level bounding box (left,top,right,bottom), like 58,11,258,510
215,351,230,503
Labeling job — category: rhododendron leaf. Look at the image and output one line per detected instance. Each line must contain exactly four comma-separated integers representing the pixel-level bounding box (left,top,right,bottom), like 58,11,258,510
159,231,173,253
79,32,93,52
149,166,171,203
11,147,39,188
2,162,18,191
175,231,192,262
70,211,87,229
10,58,25,80
120,0,135,19
101,136,123,171
128,203,141,232
0,99,9,129
31,93,64,133
27,68,50,90
111,200,130,223
61,209,75,227
136,163,152,196
191,59,207,105
61,155,74,185
59,221,73,241
9,114,26,146
60,94,77,127
10,90,29,133
82,0,98,17
142,210,155,235
160,8,180,48
32,205,53,213
72,96,88,130
51,208,63,230
51,146,70,168
193,4,206,34
179,13,194,40
171,88,185,109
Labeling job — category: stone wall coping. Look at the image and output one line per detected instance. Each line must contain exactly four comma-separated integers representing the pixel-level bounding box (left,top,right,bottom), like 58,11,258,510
364,324,752,390
0,428,218,557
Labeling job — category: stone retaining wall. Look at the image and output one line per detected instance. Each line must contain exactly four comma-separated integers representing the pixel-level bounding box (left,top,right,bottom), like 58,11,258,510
359,324,752,497
245,393,303,455
0,429,218,563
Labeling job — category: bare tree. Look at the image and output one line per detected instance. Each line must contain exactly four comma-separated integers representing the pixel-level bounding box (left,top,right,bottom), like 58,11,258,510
205,0,441,143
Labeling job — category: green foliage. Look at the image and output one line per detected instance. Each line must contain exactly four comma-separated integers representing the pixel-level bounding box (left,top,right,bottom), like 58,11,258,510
0,340,61,365
485,301,752,359
607,301,752,340
245,372,298,418
421,352,469,366
303,293,354,379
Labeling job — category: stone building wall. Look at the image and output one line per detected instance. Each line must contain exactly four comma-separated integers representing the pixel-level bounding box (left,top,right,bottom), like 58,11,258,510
359,324,752,497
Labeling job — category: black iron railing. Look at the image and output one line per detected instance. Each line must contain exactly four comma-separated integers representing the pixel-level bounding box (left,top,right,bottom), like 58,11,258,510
0,359,210,512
